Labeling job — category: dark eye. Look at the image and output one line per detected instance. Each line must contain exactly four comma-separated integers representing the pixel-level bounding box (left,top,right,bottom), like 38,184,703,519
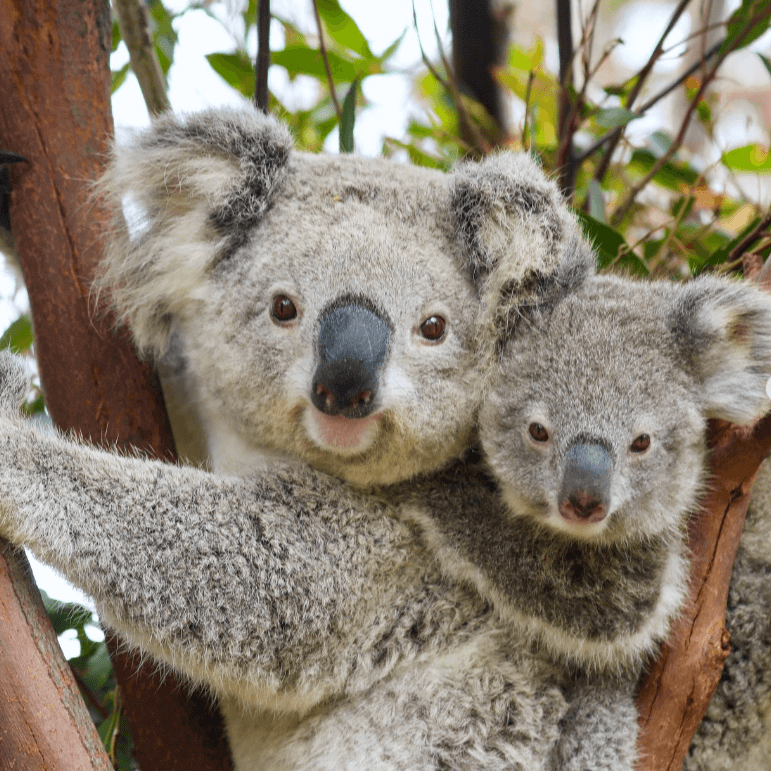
419,315,446,341
271,295,297,323
630,434,651,453
528,423,549,443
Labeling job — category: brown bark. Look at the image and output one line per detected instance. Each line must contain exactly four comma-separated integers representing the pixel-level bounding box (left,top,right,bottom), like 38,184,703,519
636,413,771,770
0,1,231,769
0,542,112,771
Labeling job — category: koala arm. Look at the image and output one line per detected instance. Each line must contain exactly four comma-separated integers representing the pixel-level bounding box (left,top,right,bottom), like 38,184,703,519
0,367,409,710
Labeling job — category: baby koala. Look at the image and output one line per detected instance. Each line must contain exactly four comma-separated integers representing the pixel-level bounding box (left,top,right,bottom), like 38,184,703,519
412,264,771,675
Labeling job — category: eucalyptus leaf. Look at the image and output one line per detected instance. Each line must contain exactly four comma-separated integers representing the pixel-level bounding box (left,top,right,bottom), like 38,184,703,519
594,107,639,129
722,144,771,172
339,76,359,153
0,315,33,354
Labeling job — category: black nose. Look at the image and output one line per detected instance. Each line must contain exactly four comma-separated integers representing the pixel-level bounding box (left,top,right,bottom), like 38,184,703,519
558,442,613,524
311,302,391,418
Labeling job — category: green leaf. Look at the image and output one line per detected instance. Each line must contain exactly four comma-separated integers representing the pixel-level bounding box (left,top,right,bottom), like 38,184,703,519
315,0,374,59
40,592,94,637
574,211,648,275
271,45,366,83
148,0,178,77
648,131,673,159
719,0,771,56
206,52,256,97
111,63,130,94
586,180,606,223
594,107,639,129
111,17,122,53
722,144,771,172
0,315,33,354
759,52,771,79
628,149,700,190
339,76,359,153
695,216,762,272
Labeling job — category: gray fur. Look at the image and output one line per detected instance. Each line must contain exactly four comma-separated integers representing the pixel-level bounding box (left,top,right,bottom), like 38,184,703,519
96,106,580,488
7,104,770,769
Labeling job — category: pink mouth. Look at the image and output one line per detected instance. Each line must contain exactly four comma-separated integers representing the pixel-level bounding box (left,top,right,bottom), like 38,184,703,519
312,412,379,451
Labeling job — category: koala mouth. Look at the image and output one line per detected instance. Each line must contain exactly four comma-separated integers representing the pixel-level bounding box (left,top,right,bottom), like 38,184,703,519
304,408,382,456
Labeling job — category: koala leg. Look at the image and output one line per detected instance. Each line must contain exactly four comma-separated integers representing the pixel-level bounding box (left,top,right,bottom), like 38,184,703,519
549,678,639,771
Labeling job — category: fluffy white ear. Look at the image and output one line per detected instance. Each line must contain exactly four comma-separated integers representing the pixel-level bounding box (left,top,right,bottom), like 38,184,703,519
96,105,293,358
672,275,771,424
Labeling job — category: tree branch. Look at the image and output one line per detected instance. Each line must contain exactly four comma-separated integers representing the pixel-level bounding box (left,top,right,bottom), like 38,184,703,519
255,0,270,112
636,412,771,770
312,0,342,124
555,0,576,197
112,0,170,115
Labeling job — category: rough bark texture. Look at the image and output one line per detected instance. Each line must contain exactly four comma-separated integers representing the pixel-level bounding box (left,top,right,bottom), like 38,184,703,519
0,542,112,771
636,413,771,770
0,1,231,769
449,0,507,140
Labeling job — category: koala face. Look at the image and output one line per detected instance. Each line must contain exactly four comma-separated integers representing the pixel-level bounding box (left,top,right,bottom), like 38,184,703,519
480,274,771,545
100,105,582,487
179,153,482,485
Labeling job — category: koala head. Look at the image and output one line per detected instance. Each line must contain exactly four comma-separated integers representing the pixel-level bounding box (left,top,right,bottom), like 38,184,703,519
480,269,771,545
98,105,578,487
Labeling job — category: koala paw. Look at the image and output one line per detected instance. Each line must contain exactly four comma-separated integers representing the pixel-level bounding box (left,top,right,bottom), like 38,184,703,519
0,351,29,414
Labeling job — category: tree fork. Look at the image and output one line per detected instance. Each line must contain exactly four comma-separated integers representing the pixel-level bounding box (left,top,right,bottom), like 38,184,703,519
0,1,231,769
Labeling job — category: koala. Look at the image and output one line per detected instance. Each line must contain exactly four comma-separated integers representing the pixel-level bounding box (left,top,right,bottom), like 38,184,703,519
2,261,770,770
96,105,581,486
685,457,771,771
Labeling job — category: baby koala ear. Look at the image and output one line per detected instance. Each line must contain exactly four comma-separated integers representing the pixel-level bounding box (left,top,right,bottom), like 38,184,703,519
671,275,771,424
0,351,29,414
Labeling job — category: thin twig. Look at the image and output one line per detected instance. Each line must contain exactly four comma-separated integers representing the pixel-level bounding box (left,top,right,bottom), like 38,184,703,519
611,8,771,224
255,0,270,111
311,0,342,124
728,210,771,263
412,0,492,156
112,0,170,115
592,0,693,182
555,0,577,197
522,70,535,148
576,37,724,167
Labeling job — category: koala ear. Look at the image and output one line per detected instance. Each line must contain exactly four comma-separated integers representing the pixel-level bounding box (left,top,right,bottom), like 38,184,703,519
451,152,595,342
95,105,293,357
672,276,771,424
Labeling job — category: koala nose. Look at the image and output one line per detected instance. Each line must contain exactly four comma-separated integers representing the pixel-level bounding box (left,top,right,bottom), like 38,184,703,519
558,442,613,525
312,302,391,418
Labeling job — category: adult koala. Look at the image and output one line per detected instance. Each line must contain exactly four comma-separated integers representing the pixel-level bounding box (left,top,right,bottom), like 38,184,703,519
98,105,579,484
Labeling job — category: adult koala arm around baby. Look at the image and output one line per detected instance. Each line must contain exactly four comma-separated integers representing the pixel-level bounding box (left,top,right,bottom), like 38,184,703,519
0,363,463,713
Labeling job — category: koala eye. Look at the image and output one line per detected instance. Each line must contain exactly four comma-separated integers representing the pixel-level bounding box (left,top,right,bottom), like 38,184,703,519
630,434,651,453
528,423,550,443
271,295,298,323
419,315,446,341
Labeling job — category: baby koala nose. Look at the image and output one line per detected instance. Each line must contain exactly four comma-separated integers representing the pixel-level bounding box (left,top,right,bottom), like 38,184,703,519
558,441,613,525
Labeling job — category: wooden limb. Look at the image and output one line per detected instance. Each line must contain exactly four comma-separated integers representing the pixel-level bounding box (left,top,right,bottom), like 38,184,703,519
255,0,270,111
0,1,231,770
0,542,113,770
113,0,171,115
636,413,771,770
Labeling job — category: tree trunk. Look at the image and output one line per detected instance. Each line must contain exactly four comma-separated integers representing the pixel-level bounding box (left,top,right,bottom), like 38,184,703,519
636,414,771,770
0,1,231,769
449,0,508,145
